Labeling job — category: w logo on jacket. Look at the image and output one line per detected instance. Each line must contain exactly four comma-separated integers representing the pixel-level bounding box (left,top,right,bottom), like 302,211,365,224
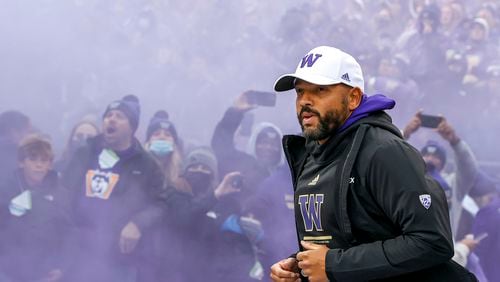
298,194,324,232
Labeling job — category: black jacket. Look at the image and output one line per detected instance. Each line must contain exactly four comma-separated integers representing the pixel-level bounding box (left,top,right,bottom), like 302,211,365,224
0,169,73,281
60,135,167,265
284,112,476,282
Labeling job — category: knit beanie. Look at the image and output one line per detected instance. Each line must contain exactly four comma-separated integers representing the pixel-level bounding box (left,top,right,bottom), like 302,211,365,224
145,110,178,143
421,140,447,166
182,146,218,179
103,95,141,132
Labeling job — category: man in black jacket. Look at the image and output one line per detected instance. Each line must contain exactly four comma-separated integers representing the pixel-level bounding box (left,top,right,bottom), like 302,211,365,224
269,46,476,282
61,95,167,282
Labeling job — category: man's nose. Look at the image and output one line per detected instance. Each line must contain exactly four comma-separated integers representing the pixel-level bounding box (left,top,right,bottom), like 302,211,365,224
106,114,118,123
297,92,313,107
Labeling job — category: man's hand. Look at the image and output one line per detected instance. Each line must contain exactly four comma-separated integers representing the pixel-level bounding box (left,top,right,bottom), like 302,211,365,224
296,241,329,282
233,91,258,112
403,110,422,140
270,257,300,282
214,171,242,200
119,221,142,254
436,118,460,146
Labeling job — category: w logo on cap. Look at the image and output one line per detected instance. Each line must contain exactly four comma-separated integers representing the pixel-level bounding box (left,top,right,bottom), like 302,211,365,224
300,54,322,68
341,73,351,82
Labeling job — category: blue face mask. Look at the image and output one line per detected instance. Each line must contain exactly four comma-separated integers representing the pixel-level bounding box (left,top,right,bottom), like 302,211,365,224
149,140,174,157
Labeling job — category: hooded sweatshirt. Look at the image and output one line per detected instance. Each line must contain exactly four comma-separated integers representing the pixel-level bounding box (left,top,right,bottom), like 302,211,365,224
284,94,474,281
211,108,272,197
246,121,285,171
338,94,395,132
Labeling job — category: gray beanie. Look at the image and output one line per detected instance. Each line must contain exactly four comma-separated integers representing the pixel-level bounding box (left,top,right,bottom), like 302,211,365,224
183,146,218,179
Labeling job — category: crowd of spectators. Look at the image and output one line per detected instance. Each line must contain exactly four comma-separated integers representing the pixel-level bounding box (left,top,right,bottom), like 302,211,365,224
0,0,499,281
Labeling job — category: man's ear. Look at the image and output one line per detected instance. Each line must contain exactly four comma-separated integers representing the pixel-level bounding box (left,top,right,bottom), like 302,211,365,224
348,87,363,111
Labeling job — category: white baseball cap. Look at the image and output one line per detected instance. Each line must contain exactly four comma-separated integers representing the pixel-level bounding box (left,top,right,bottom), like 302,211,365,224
274,46,365,93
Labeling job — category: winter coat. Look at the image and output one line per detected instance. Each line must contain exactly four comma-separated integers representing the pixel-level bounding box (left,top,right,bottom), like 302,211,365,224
284,111,476,282
0,169,73,281
60,134,167,282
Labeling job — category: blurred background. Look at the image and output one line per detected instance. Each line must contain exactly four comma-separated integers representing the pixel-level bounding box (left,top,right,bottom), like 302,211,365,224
0,0,498,175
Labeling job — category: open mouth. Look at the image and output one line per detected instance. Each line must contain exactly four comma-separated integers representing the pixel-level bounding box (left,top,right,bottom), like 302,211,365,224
105,126,117,134
302,113,317,124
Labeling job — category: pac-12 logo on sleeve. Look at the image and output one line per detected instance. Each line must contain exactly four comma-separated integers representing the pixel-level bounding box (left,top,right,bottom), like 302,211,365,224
419,194,432,209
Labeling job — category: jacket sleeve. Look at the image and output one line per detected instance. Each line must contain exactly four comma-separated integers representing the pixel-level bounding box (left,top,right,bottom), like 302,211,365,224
445,140,479,236
176,191,218,221
131,159,169,231
161,188,219,230
452,242,471,267
211,107,245,160
325,140,454,281
450,140,478,203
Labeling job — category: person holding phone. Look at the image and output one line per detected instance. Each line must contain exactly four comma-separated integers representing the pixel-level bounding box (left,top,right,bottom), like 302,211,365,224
211,90,284,197
403,111,480,240
403,111,487,278
210,91,284,280
270,45,476,281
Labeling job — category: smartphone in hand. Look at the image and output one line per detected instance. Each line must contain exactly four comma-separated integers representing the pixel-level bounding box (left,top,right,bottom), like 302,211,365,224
420,114,443,128
231,174,244,189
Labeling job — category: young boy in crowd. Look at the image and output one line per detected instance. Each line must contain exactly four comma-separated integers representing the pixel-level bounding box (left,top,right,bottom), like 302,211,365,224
0,134,71,282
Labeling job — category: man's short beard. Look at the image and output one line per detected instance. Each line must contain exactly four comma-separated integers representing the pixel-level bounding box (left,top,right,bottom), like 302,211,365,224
298,98,349,141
